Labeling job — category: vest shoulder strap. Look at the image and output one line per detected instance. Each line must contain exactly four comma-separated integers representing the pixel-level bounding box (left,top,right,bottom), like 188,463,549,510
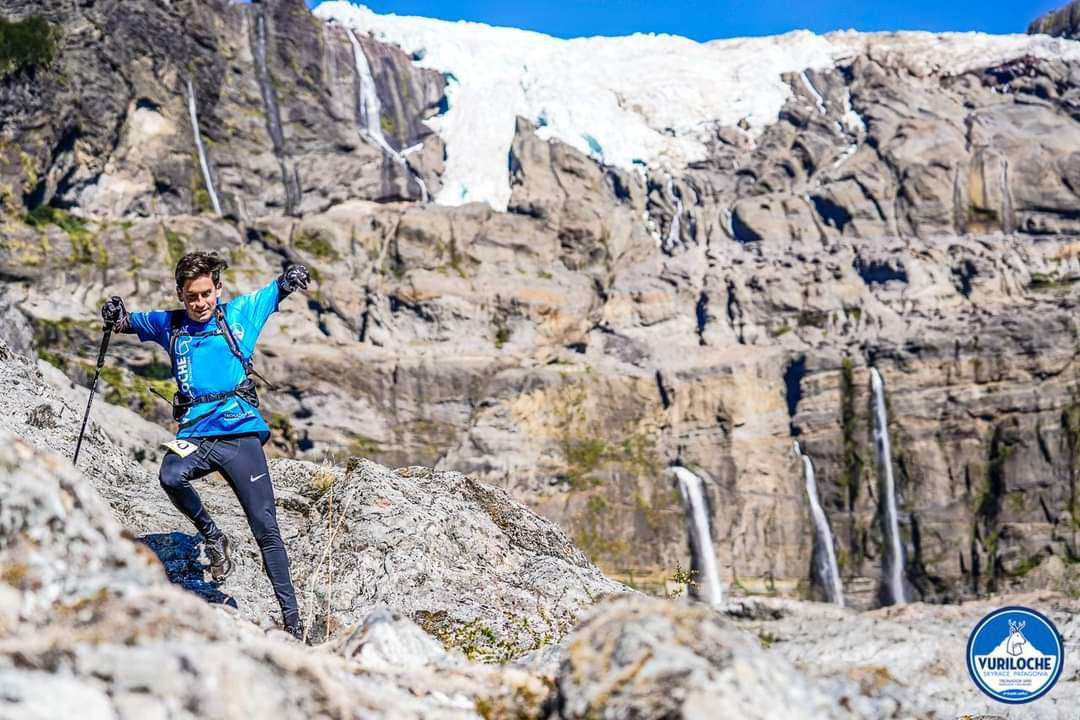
214,304,250,369
168,310,186,359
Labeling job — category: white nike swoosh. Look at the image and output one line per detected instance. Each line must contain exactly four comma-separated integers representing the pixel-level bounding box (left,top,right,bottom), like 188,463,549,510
250,473,267,483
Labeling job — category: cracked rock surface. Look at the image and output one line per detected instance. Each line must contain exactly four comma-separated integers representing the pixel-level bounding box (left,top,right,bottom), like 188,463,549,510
5,0,1080,611
3,371,1068,717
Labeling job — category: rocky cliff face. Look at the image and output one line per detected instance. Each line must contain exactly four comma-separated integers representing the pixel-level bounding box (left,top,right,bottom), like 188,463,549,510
4,0,1080,610
0,0,444,218
1030,2,1080,39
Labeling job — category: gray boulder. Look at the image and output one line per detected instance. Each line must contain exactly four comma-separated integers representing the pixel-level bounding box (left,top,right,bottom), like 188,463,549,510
0,431,553,719
332,605,452,671
554,595,887,720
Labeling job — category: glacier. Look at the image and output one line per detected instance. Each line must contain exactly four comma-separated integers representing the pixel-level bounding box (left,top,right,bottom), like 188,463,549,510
316,1,1080,212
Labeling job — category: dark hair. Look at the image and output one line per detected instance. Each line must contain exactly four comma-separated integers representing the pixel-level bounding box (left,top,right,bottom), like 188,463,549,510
175,252,228,289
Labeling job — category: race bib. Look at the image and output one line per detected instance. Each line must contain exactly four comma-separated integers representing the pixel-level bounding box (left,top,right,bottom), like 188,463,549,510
162,439,199,458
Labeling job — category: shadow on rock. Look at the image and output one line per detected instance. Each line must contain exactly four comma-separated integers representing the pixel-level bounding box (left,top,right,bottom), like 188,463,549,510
139,532,237,608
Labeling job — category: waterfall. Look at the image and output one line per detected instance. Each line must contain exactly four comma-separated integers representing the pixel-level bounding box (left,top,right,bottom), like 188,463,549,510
799,71,827,115
1001,158,1013,234
346,26,385,141
794,442,844,607
663,177,683,251
252,8,302,215
184,78,222,216
671,466,723,606
870,368,906,605
345,28,429,203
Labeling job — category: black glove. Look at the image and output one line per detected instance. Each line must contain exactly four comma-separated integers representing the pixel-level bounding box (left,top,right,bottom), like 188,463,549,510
278,264,310,295
100,296,130,333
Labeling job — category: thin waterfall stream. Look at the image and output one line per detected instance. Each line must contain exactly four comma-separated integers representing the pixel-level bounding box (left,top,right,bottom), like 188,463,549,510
871,368,906,605
794,442,844,607
664,177,683,251
184,78,222,216
671,466,723,606
346,28,430,202
252,7,302,215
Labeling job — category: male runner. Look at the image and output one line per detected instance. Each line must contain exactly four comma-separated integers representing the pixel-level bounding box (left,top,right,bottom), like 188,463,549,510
101,251,309,639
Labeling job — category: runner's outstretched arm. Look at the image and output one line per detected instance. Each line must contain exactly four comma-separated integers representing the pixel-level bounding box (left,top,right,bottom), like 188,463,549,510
228,265,310,348
101,297,172,350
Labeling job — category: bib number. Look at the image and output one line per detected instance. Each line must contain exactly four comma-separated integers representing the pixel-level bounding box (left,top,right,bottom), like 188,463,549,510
163,439,199,458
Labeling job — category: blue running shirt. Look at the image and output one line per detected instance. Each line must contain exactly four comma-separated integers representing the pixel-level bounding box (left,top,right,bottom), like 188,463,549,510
129,279,282,441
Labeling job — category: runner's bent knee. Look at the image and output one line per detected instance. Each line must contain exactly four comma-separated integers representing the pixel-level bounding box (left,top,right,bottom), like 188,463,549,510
159,454,192,491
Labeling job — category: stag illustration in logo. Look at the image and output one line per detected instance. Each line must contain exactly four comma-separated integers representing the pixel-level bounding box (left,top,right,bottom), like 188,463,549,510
1006,619,1027,656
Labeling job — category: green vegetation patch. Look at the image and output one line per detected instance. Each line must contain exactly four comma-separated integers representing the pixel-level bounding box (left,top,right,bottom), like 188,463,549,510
633,487,679,535
966,205,999,226
980,435,1014,517
25,206,105,266
190,160,212,215
1009,553,1044,578
838,357,863,510
379,114,397,136
19,151,37,193
1063,402,1080,532
398,417,458,467
1030,272,1080,291
94,364,174,419
769,322,792,337
493,315,510,349
414,611,524,664
797,309,829,329
430,236,474,279
573,493,629,564
134,357,172,381
268,412,292,434
32,316,100,360
36,328,175,423
552,376,662,491
160,226,187,269
294,227,340,261
0,16,60,79
564,438,608,485
666,562,697,599
346,432,381,458
267,411,303,455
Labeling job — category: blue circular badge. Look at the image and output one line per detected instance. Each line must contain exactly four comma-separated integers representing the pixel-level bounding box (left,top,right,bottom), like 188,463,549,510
966,606,1064,704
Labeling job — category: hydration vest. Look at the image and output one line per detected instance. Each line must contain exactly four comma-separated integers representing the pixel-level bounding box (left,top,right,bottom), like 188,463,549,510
168,304,273,426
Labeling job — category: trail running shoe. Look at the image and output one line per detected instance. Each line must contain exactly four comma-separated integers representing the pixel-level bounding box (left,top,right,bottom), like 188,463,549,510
204,534,234,583
284,622,306,643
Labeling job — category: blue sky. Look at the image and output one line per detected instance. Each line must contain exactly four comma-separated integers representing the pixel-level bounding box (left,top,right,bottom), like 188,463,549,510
307,1,1064,41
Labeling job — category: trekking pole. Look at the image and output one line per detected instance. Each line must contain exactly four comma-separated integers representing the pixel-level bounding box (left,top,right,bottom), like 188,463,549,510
73,323,113,466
